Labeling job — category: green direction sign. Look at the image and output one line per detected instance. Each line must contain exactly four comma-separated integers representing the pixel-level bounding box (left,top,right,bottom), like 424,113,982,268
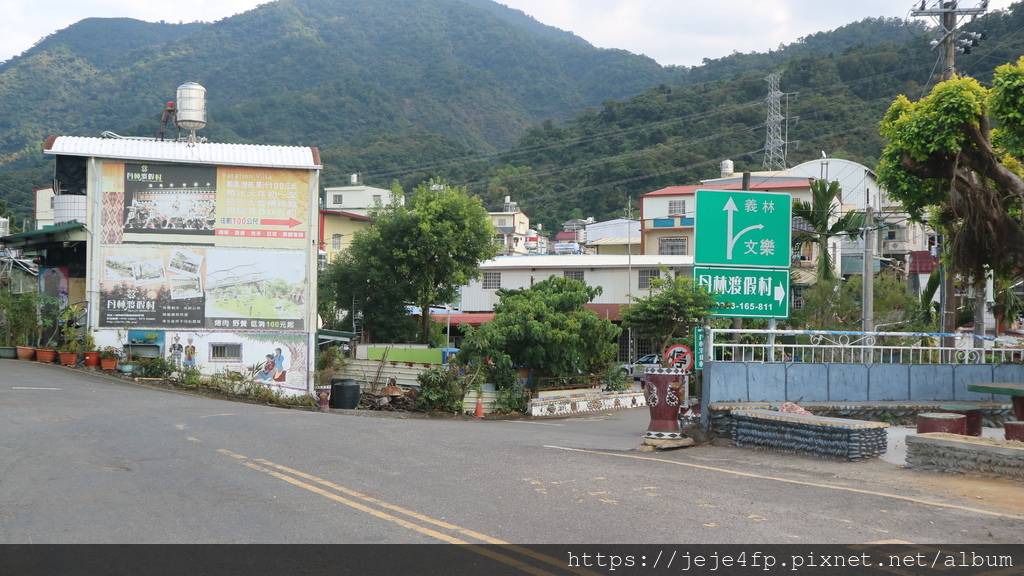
695,189,792,268
694,266,790,319
693,325,704,371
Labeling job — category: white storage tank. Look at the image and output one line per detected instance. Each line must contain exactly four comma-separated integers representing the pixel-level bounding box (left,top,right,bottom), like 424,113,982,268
524,229,539,251
53,195,87,224
176,82,207,131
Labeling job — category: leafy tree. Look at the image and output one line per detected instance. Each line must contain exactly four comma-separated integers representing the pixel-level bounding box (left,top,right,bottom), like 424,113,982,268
791,180,865,282
318,179,495,345
403,181,497,344
620,266,717,360
789,272,919,331
456,276,621,384
877,63,1024,282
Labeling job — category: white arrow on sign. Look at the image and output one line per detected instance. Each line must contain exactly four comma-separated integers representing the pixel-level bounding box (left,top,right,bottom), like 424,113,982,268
724,197,764,260
774,282,786,305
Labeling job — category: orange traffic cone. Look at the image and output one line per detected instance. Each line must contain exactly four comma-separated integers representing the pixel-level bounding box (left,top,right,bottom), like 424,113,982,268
474,396,484,418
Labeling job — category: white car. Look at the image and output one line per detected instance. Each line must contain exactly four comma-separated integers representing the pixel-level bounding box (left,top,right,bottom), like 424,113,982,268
619,354,662,380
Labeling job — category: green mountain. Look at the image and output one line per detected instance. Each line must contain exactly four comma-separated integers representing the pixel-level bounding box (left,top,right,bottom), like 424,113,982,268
0,0,1020,229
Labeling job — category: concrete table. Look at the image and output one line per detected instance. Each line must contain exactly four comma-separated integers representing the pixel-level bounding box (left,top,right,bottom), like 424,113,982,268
966,382,1024,421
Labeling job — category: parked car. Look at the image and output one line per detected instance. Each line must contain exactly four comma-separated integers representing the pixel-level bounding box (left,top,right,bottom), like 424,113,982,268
619,353,662,380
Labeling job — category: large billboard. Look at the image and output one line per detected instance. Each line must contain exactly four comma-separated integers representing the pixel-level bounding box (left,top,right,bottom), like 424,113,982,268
97,162,311,330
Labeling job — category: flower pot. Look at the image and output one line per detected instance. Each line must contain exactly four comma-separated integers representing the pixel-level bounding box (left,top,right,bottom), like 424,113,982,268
16,346,35,360
100,357,118,370
118,363,134,374
0,346,17,359
83,351,100,367
59,352,79,366
35,348,57,363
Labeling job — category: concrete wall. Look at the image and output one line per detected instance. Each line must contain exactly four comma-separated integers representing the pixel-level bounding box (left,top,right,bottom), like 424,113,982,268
705,361,1024,403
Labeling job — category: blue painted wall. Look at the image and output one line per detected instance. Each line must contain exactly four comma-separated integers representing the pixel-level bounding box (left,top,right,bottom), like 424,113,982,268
705,361,1017,403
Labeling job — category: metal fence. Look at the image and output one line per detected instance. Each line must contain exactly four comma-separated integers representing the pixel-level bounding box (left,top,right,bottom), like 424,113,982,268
707,329,1024,365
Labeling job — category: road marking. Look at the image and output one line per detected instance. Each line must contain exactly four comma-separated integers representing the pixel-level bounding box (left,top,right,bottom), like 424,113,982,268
543,445,1024,521
218,449,600,576
508,421,565,427
12,387,62,390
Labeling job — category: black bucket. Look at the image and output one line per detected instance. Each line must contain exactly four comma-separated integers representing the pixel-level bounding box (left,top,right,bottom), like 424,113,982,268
330,378,361,409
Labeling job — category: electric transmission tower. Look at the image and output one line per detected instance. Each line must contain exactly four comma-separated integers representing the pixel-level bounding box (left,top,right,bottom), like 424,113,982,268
763,72,786,171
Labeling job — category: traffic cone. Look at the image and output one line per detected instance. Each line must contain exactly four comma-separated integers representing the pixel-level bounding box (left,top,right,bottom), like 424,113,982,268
474,396,484,418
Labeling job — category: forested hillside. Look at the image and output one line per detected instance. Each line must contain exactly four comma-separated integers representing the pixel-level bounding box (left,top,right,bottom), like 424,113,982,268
0,0,1021,231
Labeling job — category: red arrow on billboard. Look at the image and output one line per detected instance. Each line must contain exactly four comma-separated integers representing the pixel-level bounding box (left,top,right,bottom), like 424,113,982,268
260,217,303,228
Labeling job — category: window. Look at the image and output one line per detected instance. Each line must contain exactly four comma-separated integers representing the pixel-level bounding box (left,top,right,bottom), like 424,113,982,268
497,218,507,227
639,269,660,289
332,234,341,250
668,199,686,216
885,228,903,241
659,237,687,255
210,343,243,362
332,194,343,205
483,272,501,290
372,194,382,204
493,234,506,246
318,253,328,270
564,270,584,282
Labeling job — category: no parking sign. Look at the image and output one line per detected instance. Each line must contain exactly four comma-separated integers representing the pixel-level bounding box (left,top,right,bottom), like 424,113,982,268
663,344,693,371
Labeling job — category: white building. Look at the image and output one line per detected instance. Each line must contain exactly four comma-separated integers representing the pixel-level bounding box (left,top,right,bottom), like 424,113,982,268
322,175,403,217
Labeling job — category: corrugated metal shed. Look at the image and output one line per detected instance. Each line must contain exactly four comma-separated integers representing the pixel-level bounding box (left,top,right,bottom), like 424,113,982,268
43,135,321,170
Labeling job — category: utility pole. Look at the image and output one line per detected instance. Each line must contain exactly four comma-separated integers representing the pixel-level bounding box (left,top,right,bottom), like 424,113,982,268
862,205,874,333
911,1,990,350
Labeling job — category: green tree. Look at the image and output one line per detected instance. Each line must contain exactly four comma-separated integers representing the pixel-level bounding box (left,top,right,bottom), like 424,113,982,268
791,180,865,282
317,179,495,345
456,276,621,384
877,64,1024,282
620,266,717,359
403,181,497,344
790,272,919,331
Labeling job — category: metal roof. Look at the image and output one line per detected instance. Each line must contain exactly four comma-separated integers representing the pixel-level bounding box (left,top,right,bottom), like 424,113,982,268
479,254,692,269
43,136,322,170
586,237,638,246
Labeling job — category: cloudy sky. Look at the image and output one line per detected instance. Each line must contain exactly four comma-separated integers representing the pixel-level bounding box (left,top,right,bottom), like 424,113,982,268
0,0,1015,67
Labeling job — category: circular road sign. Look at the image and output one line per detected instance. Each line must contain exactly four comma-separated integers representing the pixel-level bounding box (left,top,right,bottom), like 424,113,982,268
664,344,693,371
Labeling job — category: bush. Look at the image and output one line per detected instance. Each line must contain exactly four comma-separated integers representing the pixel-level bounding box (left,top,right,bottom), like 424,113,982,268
602,364,630,392
493,385,530,414
135,356,175,378
416,365,474,413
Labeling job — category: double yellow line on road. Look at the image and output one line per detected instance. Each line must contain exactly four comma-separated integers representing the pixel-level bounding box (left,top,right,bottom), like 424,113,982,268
216,449,598,576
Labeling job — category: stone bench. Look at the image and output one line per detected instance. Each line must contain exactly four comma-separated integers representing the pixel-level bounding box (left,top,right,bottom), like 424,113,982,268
731,408,889,461
906,433,1024,478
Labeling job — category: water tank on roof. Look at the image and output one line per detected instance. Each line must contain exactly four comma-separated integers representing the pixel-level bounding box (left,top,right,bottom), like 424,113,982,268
553,242,579,255
53,195,86,224
721,159,735,177
176,82,207,131
524,229,539,251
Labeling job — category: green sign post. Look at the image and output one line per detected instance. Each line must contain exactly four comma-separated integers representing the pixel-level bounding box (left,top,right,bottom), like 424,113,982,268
695,189,792,268
694,266,791,319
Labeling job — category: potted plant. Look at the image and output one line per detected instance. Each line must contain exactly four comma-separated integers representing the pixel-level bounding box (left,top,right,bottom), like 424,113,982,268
0,290,17,359
8,292,45,360
29,293,61,362
81,333,99,367
99,346,120,370
118,353,139,374
56,304,82,365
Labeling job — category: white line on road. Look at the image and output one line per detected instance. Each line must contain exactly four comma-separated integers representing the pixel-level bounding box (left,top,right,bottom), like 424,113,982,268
12,387,62,390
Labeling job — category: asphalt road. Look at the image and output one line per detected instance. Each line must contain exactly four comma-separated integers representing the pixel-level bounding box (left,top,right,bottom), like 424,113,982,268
2,359,1022,546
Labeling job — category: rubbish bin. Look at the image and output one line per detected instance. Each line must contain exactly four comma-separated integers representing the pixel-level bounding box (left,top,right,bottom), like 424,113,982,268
330,378,361,409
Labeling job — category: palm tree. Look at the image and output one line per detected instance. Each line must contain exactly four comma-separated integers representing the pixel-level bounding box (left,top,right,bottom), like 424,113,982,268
792,180,865,282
